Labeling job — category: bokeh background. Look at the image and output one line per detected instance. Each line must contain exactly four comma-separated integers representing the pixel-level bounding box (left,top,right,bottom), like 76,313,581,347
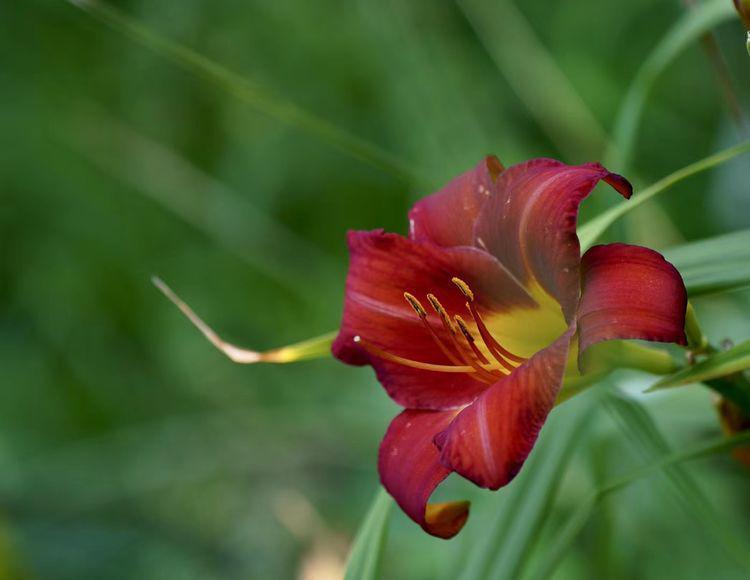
2,0,750,578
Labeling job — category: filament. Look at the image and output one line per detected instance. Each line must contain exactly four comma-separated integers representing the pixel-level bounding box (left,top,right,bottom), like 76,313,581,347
353,277,527,384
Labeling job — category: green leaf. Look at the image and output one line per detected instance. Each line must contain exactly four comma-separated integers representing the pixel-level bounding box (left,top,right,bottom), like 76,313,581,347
530,416,750,580
344,488,393,580
456,0,608,160
459,396,595,580
604,0,737,171
579,140,750,251
605,392,750,571
65,0,420,183
664,229,750,297
649,340,750,390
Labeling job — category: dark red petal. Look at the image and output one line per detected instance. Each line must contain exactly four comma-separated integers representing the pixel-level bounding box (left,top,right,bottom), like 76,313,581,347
379,409,469,539
473,160,632,319
435,327,574,489
332,230,537,410
577,243,688,360
409,156,504,247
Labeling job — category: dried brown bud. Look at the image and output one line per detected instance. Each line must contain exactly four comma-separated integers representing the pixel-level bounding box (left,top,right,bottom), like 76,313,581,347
734,0,750,30
715,395,750,468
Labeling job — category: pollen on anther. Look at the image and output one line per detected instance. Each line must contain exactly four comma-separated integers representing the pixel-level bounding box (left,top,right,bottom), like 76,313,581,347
403,292,427,318
451,277,474,301
454,315,474,342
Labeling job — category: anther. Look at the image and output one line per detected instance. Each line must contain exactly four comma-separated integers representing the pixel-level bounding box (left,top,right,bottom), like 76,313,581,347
426,293,455,333
455,315,502,373
404,292,427,318
451,277,474,302
454,315,476,343
405,292,462,366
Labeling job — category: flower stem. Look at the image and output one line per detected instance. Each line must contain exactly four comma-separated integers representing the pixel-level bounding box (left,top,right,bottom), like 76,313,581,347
685,302,709,353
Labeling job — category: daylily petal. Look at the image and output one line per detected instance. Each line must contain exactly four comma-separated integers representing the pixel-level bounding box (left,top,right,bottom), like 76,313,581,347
577,243,687,362
379,409,469,539
473,160,632,318
409,156,504,247
332,230,536,409
435,327,574,489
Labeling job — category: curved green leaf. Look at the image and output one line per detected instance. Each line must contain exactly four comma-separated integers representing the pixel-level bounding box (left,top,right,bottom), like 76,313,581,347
530,424,750,580
579,140,750,251
344,488,393,580
665,229,750,297
649,340,750,390
605,393,750,571
604,0,736,171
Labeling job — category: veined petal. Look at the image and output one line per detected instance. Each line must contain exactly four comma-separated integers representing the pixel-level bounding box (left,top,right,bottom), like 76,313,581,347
332,230,536,410
473,160,632,319
409,156,504,247
379,409,469,539
577,243,687,363
435,327,574,489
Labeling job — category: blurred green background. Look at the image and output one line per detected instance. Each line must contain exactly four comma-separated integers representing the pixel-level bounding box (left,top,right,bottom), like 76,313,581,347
2,0,750,578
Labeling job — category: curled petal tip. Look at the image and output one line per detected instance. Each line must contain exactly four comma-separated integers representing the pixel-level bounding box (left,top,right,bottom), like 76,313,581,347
424,501,470,539
603,171,633,199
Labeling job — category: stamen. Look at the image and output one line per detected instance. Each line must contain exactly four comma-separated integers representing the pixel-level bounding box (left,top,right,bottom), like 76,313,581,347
455,316,508,380
426,293,455,333
451,277,527,366
451,277,474,301
353,336,477,373
467,301,526,365
426,293,498,383
404,292,427,318
404,293,462,366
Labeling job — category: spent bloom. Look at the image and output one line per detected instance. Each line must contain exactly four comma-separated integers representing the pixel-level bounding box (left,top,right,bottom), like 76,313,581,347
332,157,687,538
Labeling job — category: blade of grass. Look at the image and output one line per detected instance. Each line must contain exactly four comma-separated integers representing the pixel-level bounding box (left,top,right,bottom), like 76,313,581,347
649,339,750,390
344,488,393,580
678,0,748,134
456,0,610,160
605,391,750,572
579,139,750,250
604,0,737,171
65,0,422,183
530,425,750,580
458,396,595,580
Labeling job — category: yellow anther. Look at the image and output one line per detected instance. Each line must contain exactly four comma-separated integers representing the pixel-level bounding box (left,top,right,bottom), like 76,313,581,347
403,292,427,318
451,277,474,302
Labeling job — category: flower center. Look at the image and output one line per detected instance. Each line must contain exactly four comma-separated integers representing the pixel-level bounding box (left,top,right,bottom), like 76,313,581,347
353,278,527,384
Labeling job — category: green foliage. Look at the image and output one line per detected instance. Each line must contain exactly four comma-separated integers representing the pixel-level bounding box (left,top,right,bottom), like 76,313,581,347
344,488,393,580
650,340,750,390
458,399,595,580
532,400,750,579
604,0,737,171
579,140,750,251
665,229,750,297
3,0,750,578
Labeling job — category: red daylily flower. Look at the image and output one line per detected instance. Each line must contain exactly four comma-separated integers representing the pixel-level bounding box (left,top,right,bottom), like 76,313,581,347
332,157,687,539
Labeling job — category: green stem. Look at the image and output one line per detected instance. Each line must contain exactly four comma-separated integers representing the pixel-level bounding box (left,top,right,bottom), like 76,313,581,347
684,303,709,352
